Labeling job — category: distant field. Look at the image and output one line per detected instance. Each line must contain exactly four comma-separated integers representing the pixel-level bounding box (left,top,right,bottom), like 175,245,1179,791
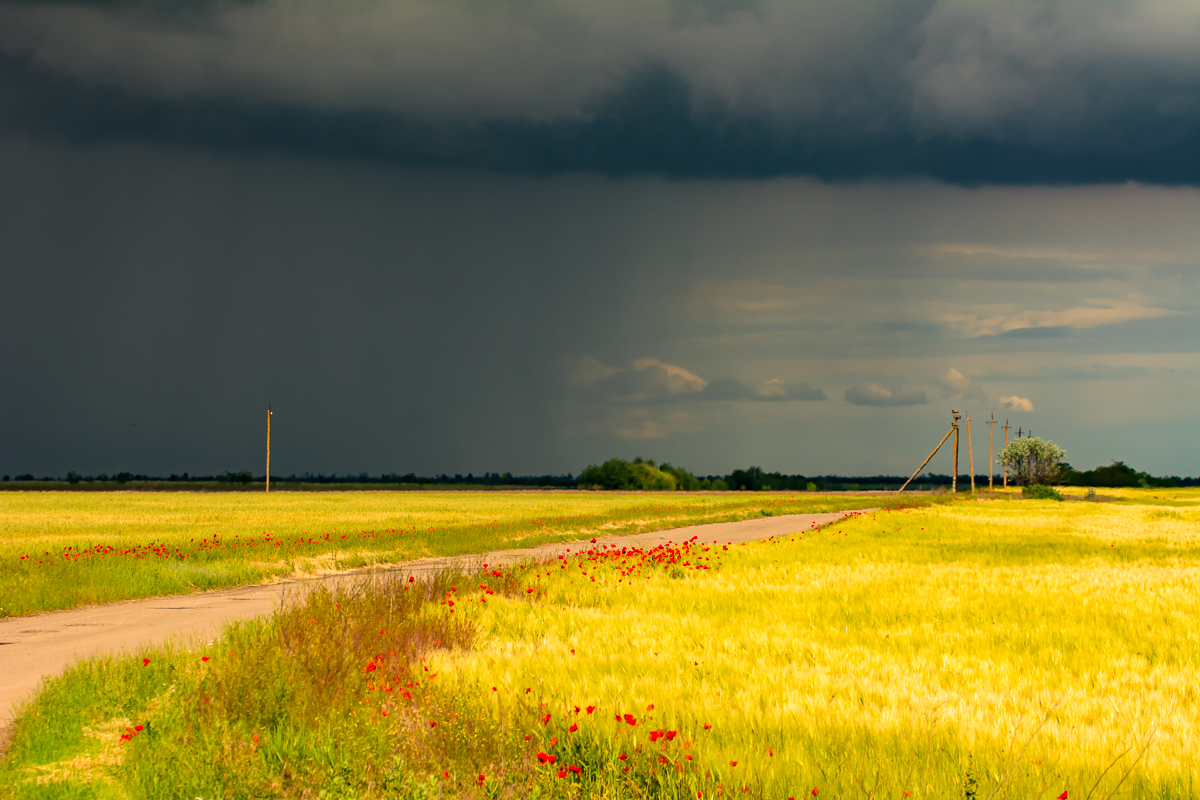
3,490,1197,799
0,491,882,616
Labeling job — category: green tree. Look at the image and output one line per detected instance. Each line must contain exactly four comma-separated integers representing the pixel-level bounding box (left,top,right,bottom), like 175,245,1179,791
997,438,1066,486
660,463,702,491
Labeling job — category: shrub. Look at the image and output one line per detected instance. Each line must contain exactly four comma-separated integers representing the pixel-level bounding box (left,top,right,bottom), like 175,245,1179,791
1022,484,1064,501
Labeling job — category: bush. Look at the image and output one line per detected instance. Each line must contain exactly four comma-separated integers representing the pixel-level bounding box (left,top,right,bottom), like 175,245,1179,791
1022,484,1064,501
998,438,1066,486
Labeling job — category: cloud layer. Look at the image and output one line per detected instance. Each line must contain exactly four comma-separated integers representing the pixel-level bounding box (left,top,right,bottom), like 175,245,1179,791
1,0,1197,181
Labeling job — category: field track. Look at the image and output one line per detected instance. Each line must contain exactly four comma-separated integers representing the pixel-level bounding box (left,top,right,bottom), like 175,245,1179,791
0,508,868,752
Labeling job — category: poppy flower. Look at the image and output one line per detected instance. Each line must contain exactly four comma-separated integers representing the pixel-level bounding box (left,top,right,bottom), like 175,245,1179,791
624,714,638,726
365,662,377,673
730,761,738,767
812,789,819,797
586,705,596,714
477,774,485,785
568,765,581,774
569,723,579,733
556,770,567,778
542,714,551,725
550,737,558,746
619,754,628,762
201,656,209,662
429,720,437,728
142,658,150,666
1059,794,1069,800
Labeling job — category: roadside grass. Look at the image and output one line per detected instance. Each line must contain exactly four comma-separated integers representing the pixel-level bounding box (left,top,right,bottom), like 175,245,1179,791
0,491,883,616
3,494,1197,798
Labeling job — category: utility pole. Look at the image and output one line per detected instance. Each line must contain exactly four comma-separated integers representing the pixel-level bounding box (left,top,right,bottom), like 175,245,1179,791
966,414,975,493
266,403,272,494
952,409,960,494
1003,419,1010,488
987,414,996,491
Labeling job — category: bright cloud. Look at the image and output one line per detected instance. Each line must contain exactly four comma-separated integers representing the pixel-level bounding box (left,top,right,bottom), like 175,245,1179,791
999,395,1035,412
938,297,1172,338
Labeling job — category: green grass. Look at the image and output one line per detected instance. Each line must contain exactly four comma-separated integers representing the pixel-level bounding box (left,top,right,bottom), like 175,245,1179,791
4,492,1198,798
0,491,881,616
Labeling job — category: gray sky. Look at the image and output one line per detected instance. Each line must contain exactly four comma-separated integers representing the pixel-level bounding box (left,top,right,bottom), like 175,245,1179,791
0,0,1197,477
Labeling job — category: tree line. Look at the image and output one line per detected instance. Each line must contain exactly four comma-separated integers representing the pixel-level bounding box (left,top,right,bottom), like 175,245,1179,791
2,457,1195,490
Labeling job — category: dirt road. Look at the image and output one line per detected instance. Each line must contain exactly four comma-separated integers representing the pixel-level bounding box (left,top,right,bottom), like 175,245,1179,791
0,509,867,747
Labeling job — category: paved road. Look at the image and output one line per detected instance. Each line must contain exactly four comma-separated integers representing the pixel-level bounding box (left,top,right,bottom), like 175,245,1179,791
0,509,868,749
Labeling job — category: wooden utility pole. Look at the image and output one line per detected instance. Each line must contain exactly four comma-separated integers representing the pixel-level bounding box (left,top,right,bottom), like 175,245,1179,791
987,414,996,490
266,403,272,494
966,414,975,493
1003,419,1010,487
952,409,960,494
897,425,957,494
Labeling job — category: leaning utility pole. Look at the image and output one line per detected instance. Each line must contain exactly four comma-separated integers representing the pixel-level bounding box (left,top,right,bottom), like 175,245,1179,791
897,424,957,494
987,414,996,490
952,409,960,494
1002,419,1010,488
266,403,272,494
966,414,975,493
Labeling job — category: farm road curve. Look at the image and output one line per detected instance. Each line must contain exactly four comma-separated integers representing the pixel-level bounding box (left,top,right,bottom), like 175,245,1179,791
0,508,870,750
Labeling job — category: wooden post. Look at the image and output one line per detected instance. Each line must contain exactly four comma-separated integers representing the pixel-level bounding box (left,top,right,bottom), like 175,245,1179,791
966,414,975,493
897,426,956,494
952,409,960,494
1003,419,1010,488
266,403,272,494
987,414,996,491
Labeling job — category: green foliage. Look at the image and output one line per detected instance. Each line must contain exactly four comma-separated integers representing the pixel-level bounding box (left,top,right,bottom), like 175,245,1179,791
218,470,254,484
660,463,703,491
997,438,1066,486
1059,460,1176,488
578,458,688,491
1022,484,1064,501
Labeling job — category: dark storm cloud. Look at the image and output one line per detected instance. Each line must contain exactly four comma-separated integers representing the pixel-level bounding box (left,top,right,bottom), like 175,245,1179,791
0,0,1197,183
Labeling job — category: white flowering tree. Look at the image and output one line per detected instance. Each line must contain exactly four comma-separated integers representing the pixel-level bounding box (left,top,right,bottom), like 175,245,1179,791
998,437,1066,486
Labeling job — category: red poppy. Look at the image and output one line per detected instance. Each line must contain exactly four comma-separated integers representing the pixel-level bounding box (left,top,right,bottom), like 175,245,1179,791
811,789,819,797
586,705,596,714
429,720,437,728
624,714,638,726
365,662,377,673
201,656,209,662
665,730,677,740
550,737,558,746
542,714,551,725
476,774,485,785
568,765,581,774
556,770,567,778
1059,794,1069,800
142,658,150,666
569,723,579,733
619,754,628,762
730,761,738,767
